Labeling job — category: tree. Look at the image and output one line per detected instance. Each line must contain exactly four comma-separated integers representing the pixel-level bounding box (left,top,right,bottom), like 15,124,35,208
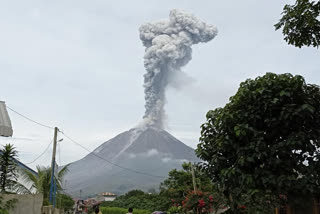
101,189,170,211
0,144,18,193
21,165,69,204
182,190,220,214
56,193,74,212
197,73,320,213
160,163,226,213
160,162,214,204
0,144,31,194
275,0,320,48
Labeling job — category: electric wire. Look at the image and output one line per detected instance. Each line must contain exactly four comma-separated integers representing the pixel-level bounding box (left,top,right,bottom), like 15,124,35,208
59,130,166,179
6,105,54,130
5,104,167,179
25,139,53,164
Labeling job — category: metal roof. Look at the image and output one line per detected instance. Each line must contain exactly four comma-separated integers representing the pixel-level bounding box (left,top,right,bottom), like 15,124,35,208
0,150,37,176
0,101,13,137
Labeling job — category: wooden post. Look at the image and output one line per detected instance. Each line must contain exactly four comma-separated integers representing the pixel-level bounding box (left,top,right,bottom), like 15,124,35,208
191,164,197,192
49,127,58,205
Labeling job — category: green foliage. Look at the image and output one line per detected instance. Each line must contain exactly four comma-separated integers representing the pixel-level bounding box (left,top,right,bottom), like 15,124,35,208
21,164,69,204
0,144,18,193
56,194,74,211
0,210,8,214
182,190,221,214
160,162,214,205
275,0,320,48
0,144,29,194
197,73,320,212
124,189,145,197
101,190,170,211
167,205,182,214
100,207,150,214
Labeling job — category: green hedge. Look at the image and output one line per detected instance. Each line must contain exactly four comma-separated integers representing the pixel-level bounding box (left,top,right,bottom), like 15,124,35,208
0,209,9,214
100,207,150,214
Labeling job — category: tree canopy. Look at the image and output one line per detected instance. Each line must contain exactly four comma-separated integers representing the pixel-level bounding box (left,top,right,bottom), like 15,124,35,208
159,162,214,204
197,73,320,212
101,189,170,211
275,0,320,48
0,144,18,193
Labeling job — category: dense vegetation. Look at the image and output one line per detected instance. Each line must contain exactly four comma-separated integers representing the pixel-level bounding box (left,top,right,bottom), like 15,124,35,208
101,189,170,211
101,162,225,213
159,162,214,203
197,73,320,213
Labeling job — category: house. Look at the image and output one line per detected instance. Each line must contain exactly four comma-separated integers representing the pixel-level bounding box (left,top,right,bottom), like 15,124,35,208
97,192,117,201
0,150,38,192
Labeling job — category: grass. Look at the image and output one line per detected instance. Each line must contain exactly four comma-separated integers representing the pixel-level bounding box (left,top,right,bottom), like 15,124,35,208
100,207,151,214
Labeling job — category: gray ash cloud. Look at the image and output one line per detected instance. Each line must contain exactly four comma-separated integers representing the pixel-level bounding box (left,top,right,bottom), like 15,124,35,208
139,9,217,128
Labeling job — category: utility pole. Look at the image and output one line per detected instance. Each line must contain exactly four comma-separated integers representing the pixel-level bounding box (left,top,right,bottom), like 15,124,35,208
49,127,58,206
191,163,199,214
191,163,197,192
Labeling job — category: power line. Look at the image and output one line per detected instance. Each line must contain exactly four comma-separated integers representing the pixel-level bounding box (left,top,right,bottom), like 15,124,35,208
59,130,166,179
6,104,167,179
6,105,55,130
25,139,53,165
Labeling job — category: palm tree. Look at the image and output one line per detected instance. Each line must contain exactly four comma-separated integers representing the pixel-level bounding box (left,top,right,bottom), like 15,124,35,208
0,144,29,194
0,144,30,193
21,164,69,203
0,144,18,193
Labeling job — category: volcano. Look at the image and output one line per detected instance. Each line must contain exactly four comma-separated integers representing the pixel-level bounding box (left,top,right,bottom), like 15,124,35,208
64,126,198,196
65,9,216,197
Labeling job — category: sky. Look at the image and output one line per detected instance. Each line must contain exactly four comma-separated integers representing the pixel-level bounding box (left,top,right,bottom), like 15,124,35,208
0,0,319,170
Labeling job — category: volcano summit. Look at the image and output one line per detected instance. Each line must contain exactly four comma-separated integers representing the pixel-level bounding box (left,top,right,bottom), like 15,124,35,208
64,9,217,196
65,126,198,195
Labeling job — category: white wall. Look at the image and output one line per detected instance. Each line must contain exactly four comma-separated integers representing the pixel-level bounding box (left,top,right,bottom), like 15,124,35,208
104,196,116,201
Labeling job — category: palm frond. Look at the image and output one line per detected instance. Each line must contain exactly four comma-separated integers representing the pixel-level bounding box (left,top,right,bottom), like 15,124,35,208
11,180,31,194
58,164,70,179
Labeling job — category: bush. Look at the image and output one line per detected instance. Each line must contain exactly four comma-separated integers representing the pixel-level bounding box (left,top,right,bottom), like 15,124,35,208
167,206,182,214
100,207,150,214
101,190,170,211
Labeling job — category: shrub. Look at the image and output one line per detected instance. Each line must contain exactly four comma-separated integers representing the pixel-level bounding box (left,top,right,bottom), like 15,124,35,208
101,190,170,211
182,190,225,214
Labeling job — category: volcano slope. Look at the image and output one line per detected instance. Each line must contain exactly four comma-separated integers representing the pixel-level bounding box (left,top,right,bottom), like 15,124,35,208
64,126,198,196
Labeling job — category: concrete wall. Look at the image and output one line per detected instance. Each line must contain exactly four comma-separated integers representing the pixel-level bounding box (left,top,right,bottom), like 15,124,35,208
42,206,64,214
1,194,43,214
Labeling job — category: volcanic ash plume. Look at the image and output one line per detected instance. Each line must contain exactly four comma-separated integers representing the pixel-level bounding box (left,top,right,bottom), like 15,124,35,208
139,9,218,128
